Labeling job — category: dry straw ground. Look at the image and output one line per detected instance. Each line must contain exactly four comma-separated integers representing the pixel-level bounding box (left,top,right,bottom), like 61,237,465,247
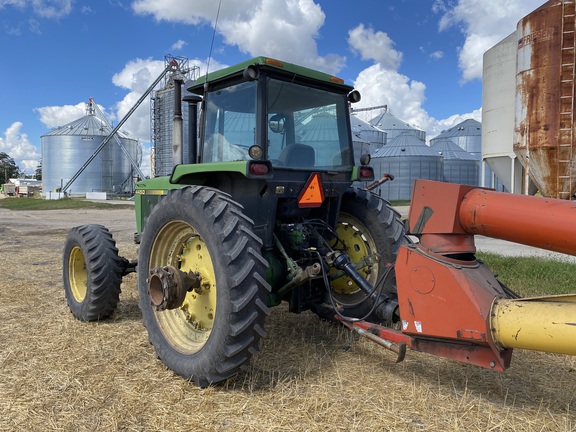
0,205,575,431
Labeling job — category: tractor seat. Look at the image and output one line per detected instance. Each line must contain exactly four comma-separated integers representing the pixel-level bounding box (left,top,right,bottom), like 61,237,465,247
279,143,315,167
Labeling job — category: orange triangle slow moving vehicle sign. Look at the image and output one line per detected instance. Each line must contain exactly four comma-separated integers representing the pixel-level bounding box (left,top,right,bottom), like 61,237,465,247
297,173,325,208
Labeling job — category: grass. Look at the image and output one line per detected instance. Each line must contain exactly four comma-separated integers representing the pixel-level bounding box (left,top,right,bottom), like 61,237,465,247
390,199,411,206
0,196,133,210
477,251,576,297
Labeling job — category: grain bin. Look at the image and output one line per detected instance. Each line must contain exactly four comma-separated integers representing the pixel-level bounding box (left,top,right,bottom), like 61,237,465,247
151,56,200,177
41,100,139,195
350,113,387,147
369,110,426,142
350,113,386,164
431,138,480,186
152,82,194,176
515,0,576,199
430,119,482,155
371,132,443,201
296,110,348,165
430,118,495,186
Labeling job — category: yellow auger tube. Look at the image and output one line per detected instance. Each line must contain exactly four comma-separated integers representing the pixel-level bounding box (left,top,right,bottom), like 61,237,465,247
491,295,576,355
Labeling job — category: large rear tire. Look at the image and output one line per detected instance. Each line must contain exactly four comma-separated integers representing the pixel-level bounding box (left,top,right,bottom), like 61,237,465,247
327,187,407,318
138,186,270,386
62,224,123,321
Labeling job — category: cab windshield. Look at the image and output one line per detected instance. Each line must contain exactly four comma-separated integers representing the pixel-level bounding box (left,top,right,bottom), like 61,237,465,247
202,76,352,170
266,78,352,170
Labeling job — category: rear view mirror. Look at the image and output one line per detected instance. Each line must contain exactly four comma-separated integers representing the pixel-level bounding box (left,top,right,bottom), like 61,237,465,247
269,114,286,134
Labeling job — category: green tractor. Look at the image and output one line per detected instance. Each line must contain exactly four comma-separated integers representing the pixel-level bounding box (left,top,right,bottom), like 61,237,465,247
63,57,406,386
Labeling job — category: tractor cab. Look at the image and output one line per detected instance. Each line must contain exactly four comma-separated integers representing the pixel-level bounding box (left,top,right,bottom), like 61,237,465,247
186,57,362,173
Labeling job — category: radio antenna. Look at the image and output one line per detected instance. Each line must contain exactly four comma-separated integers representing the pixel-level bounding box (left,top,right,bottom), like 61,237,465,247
205,0,222,79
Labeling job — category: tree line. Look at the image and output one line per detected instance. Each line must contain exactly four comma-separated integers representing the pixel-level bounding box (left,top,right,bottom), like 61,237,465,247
0,152,42,184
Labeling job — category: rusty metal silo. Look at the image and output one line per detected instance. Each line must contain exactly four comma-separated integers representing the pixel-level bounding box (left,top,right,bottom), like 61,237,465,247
514,0,576,199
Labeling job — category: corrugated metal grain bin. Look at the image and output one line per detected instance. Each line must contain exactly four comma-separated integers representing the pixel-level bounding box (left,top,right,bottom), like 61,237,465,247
152,84,193,177
371,132,443,201
431,139,480,186
41,101,139,195
369,110,426,142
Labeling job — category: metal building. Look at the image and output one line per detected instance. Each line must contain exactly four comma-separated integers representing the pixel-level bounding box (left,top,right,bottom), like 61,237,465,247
369,110,426,142
430,138,480,186
41,100,139,196
371,132,443,201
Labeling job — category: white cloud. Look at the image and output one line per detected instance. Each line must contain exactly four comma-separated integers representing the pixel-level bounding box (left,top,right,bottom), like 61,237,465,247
348,24,402,71
132,0,224,24
35,102,86,129
0,0,27,9
353,64,429,130
437,0,543,82
0,122,40,173
132,0,345,75
28,18,41,34
170,39,187,51
430,50,444,60
349,29,480,142
0,0,73,18
218,0,345,74
111,58,166,141
31,0,72,19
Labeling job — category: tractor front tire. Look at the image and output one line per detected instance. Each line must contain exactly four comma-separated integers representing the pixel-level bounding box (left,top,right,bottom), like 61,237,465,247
138,186,270,386
63,224,123,321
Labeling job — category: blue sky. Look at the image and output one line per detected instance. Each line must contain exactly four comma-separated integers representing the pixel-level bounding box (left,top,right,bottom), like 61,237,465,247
0,0,544,175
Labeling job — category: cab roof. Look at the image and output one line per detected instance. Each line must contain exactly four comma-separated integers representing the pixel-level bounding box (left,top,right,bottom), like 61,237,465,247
186,56,354,94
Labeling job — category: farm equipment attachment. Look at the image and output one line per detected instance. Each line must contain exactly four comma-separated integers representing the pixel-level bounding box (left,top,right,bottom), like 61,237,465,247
63,57,576,386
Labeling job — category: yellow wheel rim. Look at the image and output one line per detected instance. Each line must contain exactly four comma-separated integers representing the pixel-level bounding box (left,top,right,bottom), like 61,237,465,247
330,213,379,295
68,246,88,302
149,220,217,354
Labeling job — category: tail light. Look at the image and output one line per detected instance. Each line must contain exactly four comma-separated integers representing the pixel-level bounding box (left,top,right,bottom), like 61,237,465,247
359,166,374,180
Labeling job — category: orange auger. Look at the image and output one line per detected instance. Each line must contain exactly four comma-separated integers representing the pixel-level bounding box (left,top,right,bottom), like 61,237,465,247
352,180,576,370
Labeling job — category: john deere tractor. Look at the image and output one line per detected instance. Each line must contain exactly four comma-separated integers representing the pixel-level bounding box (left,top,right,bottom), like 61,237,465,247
63,57,407,386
